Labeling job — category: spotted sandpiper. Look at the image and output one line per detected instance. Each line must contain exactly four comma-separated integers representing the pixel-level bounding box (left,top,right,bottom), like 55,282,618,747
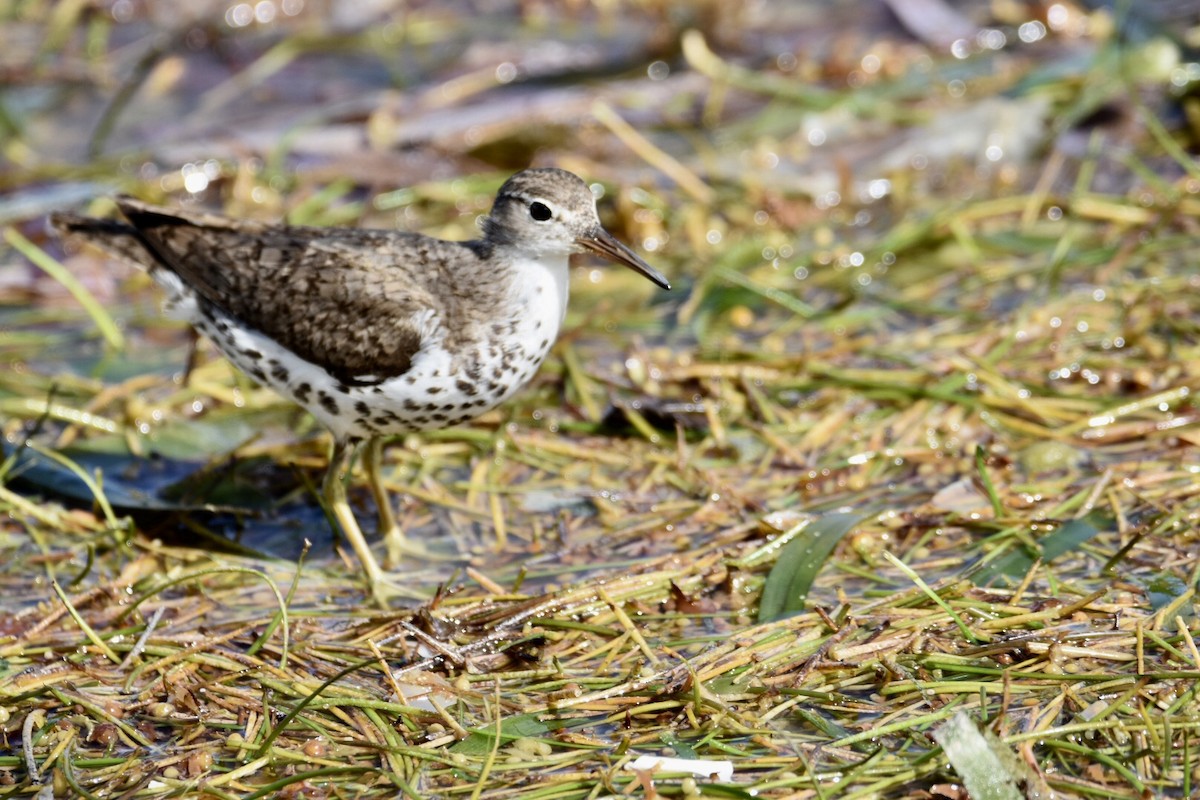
52,167,670,601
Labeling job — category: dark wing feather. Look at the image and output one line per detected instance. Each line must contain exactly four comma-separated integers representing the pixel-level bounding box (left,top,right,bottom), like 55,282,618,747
55,200,454,385
51,211,160,268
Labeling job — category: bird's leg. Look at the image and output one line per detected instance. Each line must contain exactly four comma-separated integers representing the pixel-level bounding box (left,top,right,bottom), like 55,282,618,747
323,437,391,605
363,435,406,567
181,329,201,385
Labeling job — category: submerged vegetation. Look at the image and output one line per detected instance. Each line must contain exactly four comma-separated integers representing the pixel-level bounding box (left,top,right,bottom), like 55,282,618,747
2,0,1200,797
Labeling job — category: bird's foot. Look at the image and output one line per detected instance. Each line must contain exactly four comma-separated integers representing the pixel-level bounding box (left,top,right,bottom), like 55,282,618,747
365,571,429,607
381,525,435,568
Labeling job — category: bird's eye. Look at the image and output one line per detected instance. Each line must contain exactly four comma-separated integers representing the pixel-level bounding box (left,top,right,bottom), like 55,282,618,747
529,201,552,221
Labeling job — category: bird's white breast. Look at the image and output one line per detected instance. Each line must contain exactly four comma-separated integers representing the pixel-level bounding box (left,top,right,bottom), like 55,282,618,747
344,251,571,438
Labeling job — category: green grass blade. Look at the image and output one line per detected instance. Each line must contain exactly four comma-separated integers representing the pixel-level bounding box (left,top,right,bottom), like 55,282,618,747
758,512,860,622
5,226,124,350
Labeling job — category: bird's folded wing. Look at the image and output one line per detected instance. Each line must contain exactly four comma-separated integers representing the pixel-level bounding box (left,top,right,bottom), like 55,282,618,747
55,201,448,385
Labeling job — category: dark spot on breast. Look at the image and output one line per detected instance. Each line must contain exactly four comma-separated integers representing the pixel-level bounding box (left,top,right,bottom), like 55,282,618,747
403,399,421,411
456,379,478,396
318,391,339,415
271,364,290,382
294,382,312,402
424,402,439,411
427,386,442,395
355,401,370,415
241,348,263,361
430,413,447,422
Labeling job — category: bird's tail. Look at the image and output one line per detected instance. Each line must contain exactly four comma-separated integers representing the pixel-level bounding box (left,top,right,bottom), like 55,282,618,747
49,209,155,270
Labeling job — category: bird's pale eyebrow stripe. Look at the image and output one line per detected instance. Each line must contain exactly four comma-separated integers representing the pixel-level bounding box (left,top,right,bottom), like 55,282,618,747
501,191,543,204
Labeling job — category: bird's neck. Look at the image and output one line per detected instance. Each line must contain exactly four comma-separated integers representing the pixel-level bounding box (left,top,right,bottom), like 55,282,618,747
502,250,571,328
